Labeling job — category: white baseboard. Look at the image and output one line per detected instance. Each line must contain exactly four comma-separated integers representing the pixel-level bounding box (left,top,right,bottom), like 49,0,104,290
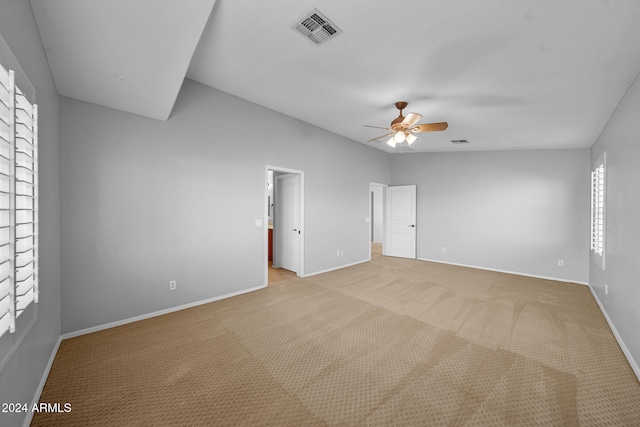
303,259,369,278
22,336,62,427
417,257,588,286
62,285,267,339
587,284,640,382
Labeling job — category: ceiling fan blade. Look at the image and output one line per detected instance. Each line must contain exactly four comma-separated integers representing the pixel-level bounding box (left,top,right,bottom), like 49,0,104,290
401,113,422,128
412,122,449,132
367,132,393,142
363,125,391,130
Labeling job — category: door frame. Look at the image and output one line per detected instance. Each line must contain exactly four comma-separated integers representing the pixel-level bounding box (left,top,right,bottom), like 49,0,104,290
369,182,387,259
265,165,305,285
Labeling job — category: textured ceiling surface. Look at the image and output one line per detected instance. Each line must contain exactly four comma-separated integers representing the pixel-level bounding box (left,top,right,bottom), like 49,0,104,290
30,0,217,120
31,0,640,152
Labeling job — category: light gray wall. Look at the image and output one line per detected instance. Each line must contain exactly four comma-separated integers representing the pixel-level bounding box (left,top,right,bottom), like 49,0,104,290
589,72,640,373
0,1,61,427
390,150,590,283
59,80,390,334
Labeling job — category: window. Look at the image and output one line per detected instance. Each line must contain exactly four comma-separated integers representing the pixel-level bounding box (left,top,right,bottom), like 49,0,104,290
590,152,605,270
0,63,38,338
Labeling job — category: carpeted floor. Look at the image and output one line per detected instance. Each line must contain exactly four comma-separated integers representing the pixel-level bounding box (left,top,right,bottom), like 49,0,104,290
269,260,297,285
33,249,640,426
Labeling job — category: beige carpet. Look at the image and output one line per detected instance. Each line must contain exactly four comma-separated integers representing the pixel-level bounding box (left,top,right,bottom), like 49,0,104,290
269,260,297,285
33,250,640,426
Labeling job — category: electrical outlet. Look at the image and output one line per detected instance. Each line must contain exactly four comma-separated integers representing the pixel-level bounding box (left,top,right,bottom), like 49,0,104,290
441,247,446,253
337,250,340,256
169,280,177,291
340,250,344,256
605,284,608,295
558,259,564,267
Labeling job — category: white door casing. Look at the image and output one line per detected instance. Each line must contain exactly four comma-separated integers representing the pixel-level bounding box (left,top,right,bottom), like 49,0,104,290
370,183,385,243
385,185,416,259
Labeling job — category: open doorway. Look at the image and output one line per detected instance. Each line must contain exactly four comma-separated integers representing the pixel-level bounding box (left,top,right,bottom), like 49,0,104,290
265,166,305,286
369,183,386,258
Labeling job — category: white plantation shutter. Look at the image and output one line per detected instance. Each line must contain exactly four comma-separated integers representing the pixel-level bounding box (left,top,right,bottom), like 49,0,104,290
590,153,605,269
14,85,38,317
0,64,14,336
0,63,38,338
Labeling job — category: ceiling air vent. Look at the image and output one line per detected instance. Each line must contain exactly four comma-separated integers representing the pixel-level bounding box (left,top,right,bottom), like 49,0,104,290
451,139,469,144
292,9,342,46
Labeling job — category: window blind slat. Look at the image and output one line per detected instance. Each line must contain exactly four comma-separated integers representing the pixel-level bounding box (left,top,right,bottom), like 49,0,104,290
0,291,10,315
16,274,33,296
16,137,33,154
15,91,32,117
0,210,9,228
0,131,9,146
16,287,34,313
0,64,9,90
0,276,9,299
0,99,8,123
0,93,8,113
15,123,32,140
15,108,32,126
0,310,10,336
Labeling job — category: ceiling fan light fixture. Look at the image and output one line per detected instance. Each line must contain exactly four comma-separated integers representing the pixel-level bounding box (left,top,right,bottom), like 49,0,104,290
405,133,417,145
394,131,406,143
386,137,396,148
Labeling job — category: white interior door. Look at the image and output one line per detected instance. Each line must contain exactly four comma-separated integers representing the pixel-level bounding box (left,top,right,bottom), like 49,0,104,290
385,185,416,259
276,173,300,273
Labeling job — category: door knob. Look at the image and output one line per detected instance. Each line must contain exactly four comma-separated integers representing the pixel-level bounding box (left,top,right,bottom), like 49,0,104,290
409,225,415,227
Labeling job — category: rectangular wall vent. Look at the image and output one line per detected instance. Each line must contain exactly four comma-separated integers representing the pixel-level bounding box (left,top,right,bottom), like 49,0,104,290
292,9,342,46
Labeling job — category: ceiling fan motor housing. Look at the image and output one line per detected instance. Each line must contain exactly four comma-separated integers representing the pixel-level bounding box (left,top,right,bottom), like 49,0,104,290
391,101,408,128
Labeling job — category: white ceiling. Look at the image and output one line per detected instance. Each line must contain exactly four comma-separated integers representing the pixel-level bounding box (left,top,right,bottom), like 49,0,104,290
30,0,640,152
30,0,217,120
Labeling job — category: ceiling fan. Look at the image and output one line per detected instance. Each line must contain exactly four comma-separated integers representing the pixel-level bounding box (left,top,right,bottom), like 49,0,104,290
364,102,448,148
